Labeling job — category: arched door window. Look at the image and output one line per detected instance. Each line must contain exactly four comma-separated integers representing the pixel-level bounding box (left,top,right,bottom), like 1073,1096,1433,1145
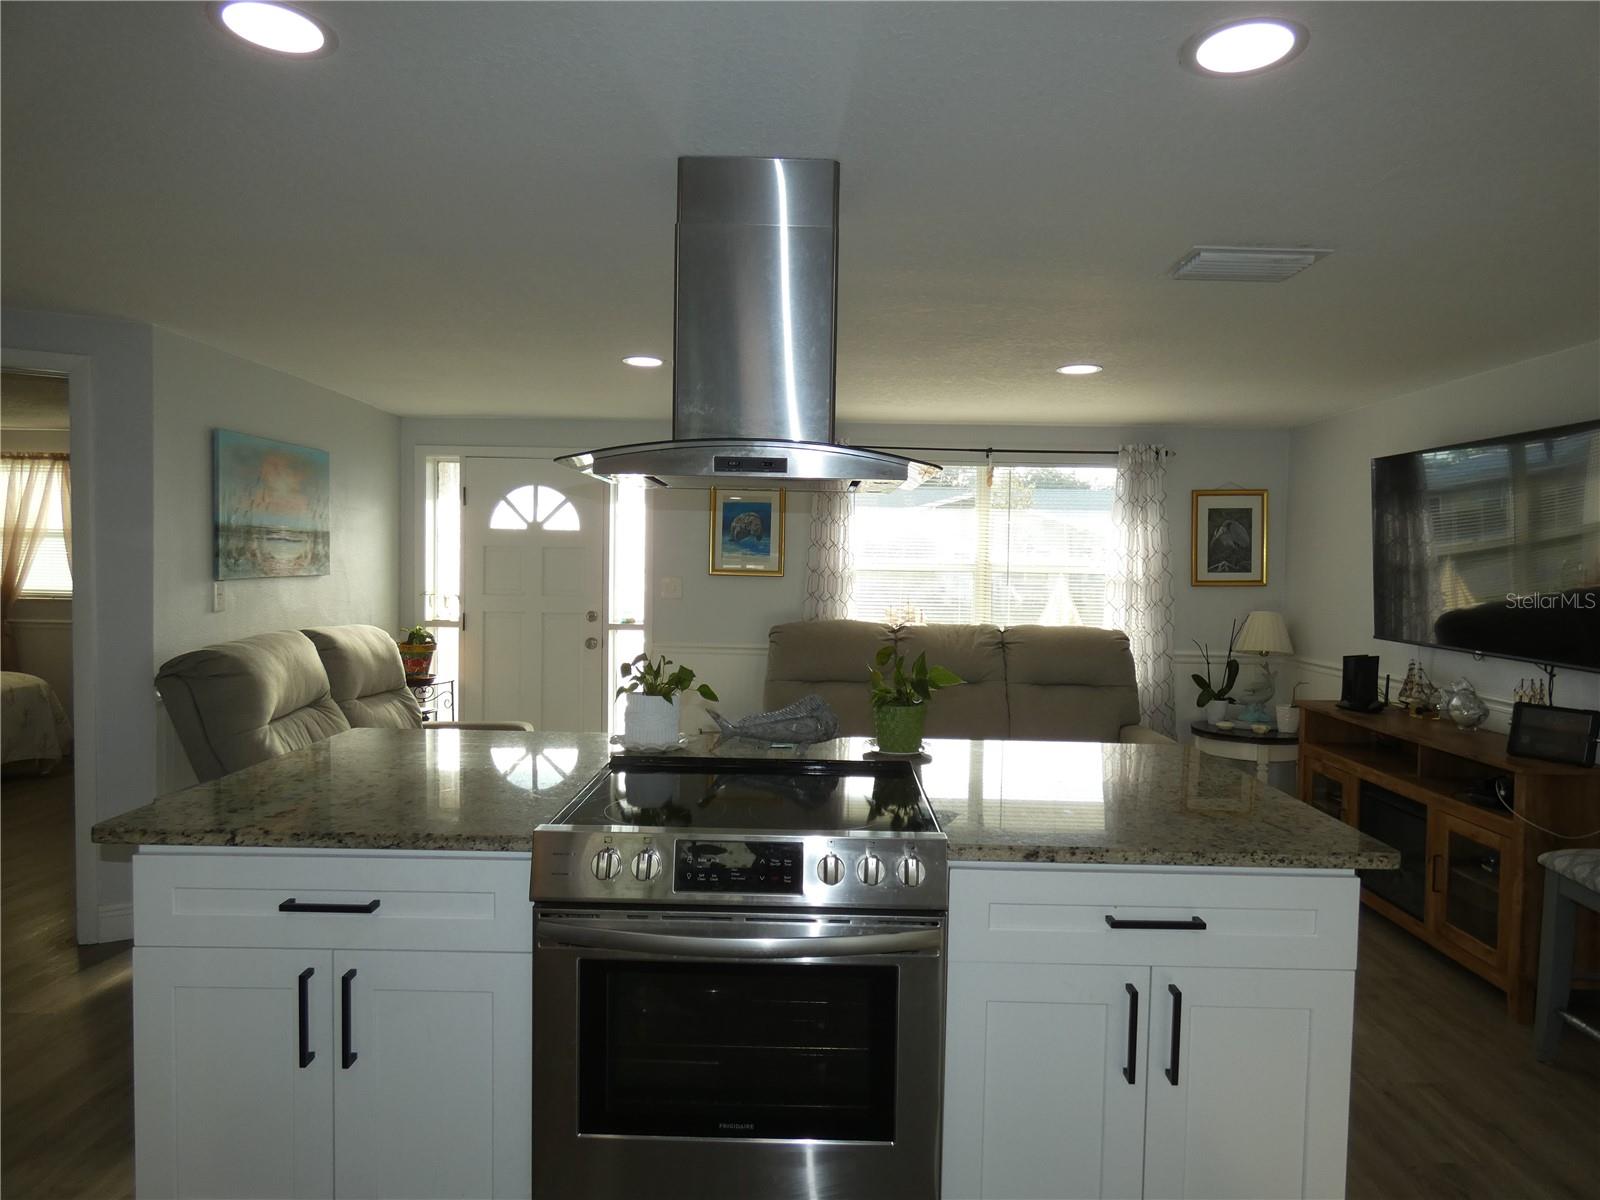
490,484,580,531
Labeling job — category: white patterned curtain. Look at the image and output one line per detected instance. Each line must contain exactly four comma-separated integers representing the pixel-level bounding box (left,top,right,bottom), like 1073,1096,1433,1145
1107,445,1176,736
803,491,854,620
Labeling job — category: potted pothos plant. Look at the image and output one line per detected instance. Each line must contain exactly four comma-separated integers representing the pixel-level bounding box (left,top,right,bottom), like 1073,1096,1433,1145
397,625,437,681
868,646,964,754
616,653,719,748
1191,618,1242,724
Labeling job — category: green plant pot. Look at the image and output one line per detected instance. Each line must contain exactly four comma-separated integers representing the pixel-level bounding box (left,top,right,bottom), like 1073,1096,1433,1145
872,703,927,754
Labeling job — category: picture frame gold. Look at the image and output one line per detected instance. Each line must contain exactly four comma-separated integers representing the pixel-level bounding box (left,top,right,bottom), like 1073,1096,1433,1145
708,487,785,577
1191,489,1267,586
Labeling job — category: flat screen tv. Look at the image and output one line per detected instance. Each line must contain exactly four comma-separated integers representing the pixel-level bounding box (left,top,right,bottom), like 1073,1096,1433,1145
1371,419,1600,672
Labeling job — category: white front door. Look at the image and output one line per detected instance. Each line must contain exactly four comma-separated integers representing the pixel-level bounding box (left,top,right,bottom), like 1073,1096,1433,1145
460,457,606,729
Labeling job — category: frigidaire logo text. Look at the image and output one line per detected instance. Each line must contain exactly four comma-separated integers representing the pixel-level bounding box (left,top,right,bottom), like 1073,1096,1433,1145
718,1121,756,1132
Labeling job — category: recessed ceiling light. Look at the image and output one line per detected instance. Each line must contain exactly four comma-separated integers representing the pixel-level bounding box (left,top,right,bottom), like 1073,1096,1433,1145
1055,363,1103,376
1182,19,1306,77
211,2,334,57
621,355,664,369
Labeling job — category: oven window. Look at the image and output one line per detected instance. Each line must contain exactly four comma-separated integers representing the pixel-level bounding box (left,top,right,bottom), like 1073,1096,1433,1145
578,960,897,1142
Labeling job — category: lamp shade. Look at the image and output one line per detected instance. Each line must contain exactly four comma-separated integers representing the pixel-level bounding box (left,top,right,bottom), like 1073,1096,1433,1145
1235,610,1294,656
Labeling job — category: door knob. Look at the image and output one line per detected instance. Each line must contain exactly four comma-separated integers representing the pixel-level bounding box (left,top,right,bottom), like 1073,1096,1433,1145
586,610,599,623
585,637,599,650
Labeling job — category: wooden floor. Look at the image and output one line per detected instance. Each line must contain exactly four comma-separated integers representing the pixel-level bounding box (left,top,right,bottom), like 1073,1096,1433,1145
2,768,133,1200
1,770,1596,1199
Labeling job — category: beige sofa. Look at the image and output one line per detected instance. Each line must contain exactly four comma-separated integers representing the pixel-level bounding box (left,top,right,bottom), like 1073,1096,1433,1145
764,620,1173,744
156,624,531,782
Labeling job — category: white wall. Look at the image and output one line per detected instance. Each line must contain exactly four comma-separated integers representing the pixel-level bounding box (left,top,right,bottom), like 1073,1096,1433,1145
3,308,157,943
401,415,1292,733
1287,340,1600,724
152,329,401,664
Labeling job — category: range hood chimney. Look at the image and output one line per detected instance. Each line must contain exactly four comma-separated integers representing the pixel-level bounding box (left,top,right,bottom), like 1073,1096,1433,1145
559,157,938,491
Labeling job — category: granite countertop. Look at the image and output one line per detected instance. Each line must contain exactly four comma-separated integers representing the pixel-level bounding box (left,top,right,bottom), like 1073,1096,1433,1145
94,730,1398,870
92,728,614,852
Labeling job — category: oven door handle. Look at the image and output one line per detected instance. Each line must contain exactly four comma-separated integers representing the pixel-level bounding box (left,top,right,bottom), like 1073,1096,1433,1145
536,920,942,959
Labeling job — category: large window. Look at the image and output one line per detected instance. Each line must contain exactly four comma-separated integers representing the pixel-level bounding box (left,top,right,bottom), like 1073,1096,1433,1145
849,462,1116,627
0,456,72,596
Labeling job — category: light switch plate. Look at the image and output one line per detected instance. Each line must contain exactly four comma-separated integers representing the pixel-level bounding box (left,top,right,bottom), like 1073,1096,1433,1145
659,576,683,599
212,581,226,612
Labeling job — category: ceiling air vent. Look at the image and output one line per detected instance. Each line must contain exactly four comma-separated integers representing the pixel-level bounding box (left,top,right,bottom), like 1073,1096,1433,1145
1170,245,1331,283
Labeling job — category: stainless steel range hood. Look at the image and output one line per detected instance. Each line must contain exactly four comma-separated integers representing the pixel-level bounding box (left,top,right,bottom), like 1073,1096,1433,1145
559,157,938,491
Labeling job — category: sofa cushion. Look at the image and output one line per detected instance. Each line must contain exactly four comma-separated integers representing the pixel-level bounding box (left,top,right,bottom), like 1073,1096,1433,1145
893,624,1009,739
765,620,895,735
1003,625,1142,738
302,624,424,729
155,630,350,782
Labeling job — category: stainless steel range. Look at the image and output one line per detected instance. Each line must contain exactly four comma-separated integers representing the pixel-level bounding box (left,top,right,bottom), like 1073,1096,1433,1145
531,755,947,1200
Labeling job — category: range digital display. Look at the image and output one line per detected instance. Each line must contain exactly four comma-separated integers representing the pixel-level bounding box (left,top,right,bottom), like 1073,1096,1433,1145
674,840,803,895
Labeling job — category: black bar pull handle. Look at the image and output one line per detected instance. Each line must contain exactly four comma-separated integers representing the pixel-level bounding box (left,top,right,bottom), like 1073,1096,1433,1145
297,967,315,1068
1123,982,1139,1085
1105,915,1207,931
341,969,357,1069
1165,984,1183,1086
280,898,381,914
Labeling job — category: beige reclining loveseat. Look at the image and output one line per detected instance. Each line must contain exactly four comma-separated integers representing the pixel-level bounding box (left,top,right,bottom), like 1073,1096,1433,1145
764,620,1173,744
156,624,530,782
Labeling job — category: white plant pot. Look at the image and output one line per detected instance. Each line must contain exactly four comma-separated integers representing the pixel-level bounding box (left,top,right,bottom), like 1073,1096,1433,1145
1275,704,1302,734
623,693,681,748
1204,700,1229,725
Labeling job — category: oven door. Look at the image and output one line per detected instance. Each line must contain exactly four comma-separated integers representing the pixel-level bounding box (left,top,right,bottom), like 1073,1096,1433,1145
533,909,945,1200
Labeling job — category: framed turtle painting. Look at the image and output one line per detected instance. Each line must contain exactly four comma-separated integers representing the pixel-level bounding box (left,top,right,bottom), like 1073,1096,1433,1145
1191,489,1267,586
709,488,785,576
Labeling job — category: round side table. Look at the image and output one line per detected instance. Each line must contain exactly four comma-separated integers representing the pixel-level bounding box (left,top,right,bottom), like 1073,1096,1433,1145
1189,720,1299,783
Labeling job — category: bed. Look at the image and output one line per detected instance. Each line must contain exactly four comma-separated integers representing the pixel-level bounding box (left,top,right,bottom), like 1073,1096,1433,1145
2,671,73,772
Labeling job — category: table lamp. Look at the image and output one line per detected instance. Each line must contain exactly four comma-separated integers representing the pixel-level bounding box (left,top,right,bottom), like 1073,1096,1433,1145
1233,610,1294,725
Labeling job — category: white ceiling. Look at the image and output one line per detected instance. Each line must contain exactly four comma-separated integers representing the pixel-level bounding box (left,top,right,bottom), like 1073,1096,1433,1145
3,2,1596,428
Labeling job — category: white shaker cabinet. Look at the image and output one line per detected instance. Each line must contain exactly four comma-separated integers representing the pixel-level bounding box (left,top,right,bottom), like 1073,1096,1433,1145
130,849,533,1200
943,962,1150,1200
943,864,1360,1200
333,950,531,1200
1142,966,1354,1200
133,947,335,1200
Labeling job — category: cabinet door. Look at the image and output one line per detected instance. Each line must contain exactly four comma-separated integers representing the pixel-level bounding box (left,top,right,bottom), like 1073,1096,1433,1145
133,947,334,1200
1429,811,1514,976
1143,967,1353,1200
943,963,1149,1200
1300,754,1354,823
332,950,531,1200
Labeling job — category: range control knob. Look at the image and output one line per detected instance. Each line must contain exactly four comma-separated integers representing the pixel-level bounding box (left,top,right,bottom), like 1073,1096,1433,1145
856,854,885,886
590,846,623,882
897,855,927,888
631,847,663,882
817,853,845,886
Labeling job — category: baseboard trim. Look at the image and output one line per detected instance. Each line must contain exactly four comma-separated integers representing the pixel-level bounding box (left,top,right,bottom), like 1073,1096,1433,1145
97,901,133,944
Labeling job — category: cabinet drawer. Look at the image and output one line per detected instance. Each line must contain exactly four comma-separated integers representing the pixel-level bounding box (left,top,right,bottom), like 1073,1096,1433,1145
950,865,1358,970
134,849,532,952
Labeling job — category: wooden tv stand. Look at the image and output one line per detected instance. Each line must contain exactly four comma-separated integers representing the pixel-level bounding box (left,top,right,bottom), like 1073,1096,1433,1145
1297,700,1600,1021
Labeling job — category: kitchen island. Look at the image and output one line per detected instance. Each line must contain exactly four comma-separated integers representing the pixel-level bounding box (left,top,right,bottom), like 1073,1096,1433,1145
96,728,1395,1200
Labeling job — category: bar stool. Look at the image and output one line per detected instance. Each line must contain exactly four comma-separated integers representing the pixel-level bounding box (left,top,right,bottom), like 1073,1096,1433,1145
1534,849,1600,1061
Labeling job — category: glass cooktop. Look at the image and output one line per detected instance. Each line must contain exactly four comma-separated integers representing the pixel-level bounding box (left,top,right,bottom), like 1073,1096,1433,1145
554,757,941,835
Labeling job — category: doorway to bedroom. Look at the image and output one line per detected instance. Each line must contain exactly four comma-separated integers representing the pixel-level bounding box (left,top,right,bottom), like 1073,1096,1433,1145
1,368,79,941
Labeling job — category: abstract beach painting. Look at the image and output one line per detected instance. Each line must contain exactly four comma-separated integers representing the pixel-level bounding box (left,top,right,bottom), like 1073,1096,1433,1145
214,430,331,580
